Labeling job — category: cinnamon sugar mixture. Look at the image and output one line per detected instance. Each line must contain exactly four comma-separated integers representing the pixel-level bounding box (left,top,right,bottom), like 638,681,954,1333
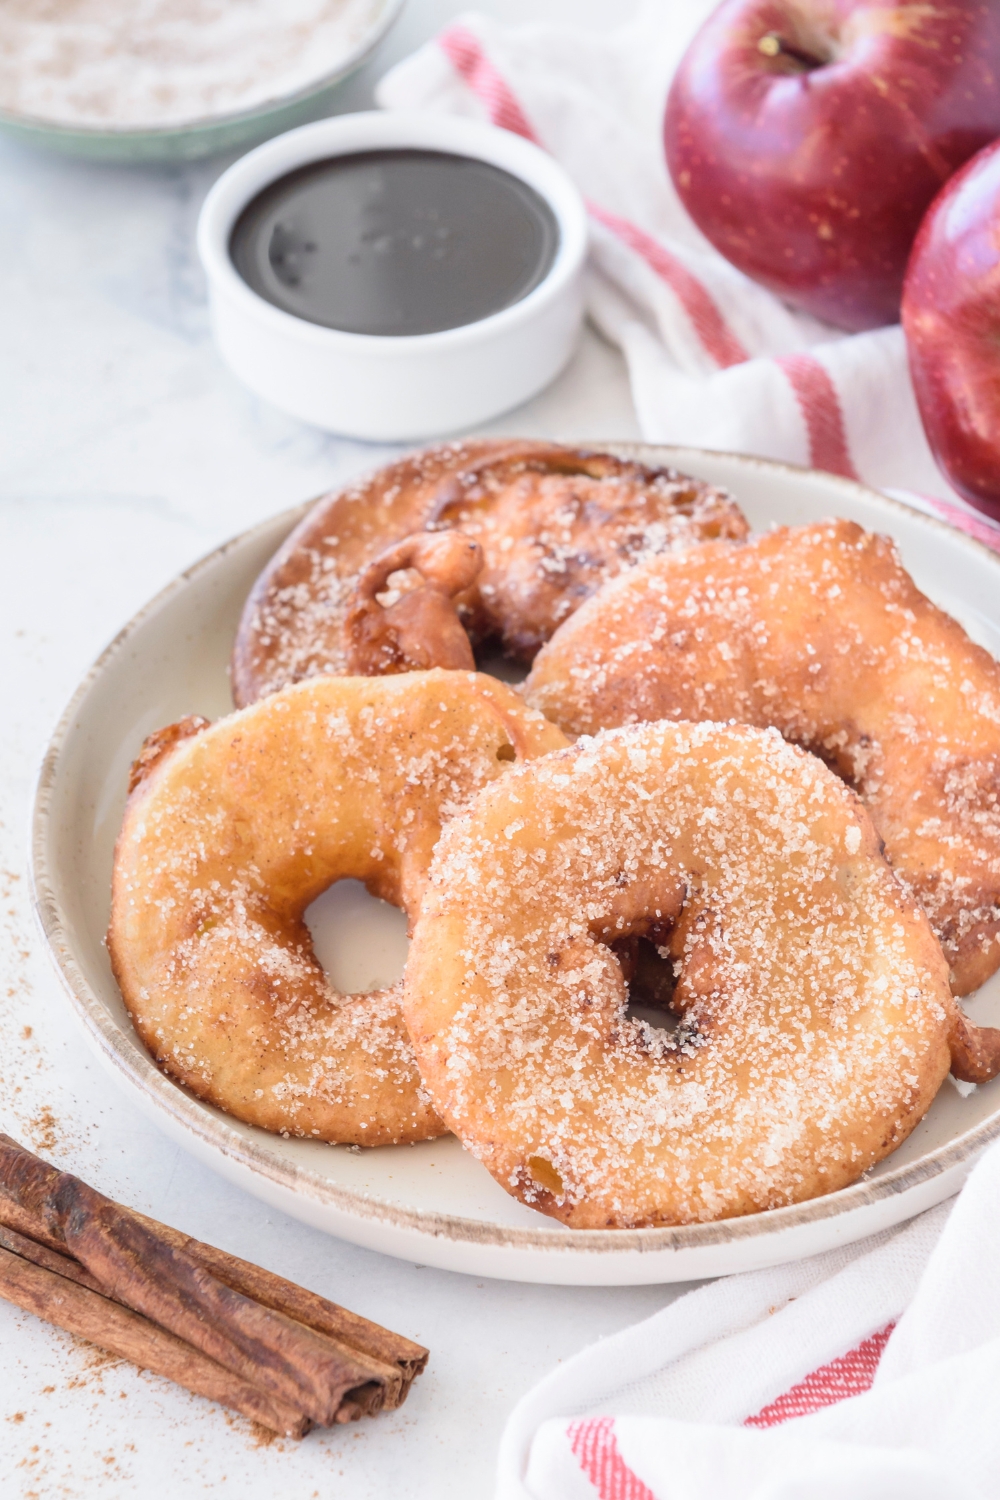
0,0,381,128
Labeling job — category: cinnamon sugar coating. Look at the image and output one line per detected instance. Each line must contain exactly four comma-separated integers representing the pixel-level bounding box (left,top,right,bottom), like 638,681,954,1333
108,671,567,1146
230,440,748,706
525,520,1000,996
403,722,955,1228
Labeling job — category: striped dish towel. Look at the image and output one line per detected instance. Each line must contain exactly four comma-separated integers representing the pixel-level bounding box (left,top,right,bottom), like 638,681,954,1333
491,1138,1000,1499
376,1,1000,554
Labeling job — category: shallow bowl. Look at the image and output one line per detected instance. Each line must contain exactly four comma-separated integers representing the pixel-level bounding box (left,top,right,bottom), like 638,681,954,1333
0,0,403,164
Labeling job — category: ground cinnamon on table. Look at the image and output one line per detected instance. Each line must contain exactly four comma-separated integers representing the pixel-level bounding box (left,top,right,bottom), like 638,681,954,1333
0,1135,428,1437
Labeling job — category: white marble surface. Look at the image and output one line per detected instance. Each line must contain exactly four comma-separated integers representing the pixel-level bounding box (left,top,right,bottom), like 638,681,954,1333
0,3,701,1497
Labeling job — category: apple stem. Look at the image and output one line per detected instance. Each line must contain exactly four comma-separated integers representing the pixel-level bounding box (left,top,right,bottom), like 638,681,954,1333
757,32,825,69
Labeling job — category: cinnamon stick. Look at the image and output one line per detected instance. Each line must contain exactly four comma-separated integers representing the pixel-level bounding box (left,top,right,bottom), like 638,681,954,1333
0,1174,427,1399
0,1219,108,1295
0,1243,310,1437
0,1135,427,1430
132,1217,427,1402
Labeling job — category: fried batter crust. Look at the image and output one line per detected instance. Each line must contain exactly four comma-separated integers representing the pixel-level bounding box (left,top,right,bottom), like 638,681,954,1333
230,440,748,706
108,671,568,1146
404,722,955,1228
525,520,1000,996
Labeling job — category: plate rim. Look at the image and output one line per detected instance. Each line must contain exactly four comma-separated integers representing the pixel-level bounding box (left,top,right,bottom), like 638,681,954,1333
29,445,1000,1258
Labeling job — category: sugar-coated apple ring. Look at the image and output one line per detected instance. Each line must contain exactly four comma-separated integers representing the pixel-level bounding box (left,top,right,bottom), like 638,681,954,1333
108,671,568,1146
525,519,1000,1000
230,439,748,706
341,530,484,676
404,721,965,1229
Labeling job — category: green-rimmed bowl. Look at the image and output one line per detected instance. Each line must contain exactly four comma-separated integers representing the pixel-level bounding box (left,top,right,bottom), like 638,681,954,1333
0,0,404,164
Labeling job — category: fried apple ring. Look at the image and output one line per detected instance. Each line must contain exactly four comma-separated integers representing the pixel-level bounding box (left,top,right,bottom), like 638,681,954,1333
231,440,748,705
108,671,568,1146
525,520,1000,998
342,531,484,676
404,721,960,1228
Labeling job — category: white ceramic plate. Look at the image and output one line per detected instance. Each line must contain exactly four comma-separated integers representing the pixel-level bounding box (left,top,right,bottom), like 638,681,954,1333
31,447,1000,1285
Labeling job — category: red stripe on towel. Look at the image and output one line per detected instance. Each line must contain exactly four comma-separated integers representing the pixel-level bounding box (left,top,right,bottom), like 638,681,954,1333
776,352,859,479
567,1325,896,1496
744,1322,895,1427
437,25,749,372
588,203,750,369
919,493,1000,553
438,25,539,141
569,1416,659,1500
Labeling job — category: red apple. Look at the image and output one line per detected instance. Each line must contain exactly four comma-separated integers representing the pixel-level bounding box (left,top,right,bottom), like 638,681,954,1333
664,1,1000,332
902,140,1000,521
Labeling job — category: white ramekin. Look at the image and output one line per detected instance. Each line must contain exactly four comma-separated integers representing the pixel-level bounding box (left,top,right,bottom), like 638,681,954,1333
197,111,588,441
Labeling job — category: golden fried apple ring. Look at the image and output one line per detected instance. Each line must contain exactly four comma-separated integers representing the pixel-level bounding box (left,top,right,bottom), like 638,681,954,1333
525,520,1000,998
108,671,568,1146
404,721,959,1229
231,440,748,705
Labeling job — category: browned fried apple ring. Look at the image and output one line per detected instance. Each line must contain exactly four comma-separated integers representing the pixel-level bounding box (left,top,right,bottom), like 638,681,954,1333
108,671,568,1146
525,520,1000,999
342,531,484,676
404,722,961,1229
231,440,748,705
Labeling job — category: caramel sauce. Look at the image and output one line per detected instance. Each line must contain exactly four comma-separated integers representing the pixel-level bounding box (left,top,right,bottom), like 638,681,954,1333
230,148,560,336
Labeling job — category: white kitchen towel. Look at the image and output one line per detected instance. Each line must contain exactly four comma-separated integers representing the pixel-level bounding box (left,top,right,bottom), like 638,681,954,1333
490,1135,1000,1499
376,1,1000,552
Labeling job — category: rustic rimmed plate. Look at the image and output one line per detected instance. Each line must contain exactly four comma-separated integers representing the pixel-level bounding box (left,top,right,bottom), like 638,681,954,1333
30,447,1000,1284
